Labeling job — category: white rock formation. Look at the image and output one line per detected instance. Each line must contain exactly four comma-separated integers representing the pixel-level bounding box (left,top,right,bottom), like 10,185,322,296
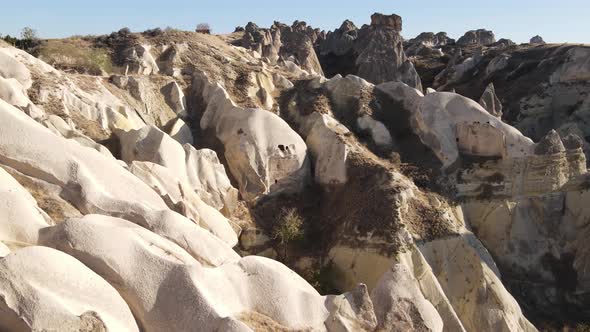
195,71,310,201
162,81,187,116
419,235,538,332
371,262,444,332
305,113,350,185
117,124,238,214
0,246,139,332
377,82,534,168
41,215,376,332
0,100,236,264
128,161,239,246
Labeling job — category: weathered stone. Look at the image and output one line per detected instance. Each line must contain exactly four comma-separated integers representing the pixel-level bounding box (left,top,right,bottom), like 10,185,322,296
479,83,503,117
161,81,186,116
535,130,565,155
370,13,402,31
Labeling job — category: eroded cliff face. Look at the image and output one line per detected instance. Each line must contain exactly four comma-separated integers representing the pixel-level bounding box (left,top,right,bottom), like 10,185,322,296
0,11,587,332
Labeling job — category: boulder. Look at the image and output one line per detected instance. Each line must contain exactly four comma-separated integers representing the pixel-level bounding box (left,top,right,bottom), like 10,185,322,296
161,81,187,116
0,246,139,332
486,54,511,76
562,133,584,150
491,38,516,48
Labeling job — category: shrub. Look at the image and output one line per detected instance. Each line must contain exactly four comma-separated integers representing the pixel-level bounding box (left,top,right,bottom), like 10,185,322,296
272,208,304,260
196,23,211,34
143,27,163,37
93,28,138,66
301,261,343,295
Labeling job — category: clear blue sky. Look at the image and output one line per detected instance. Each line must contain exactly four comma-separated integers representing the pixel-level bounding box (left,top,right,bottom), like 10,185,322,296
1,0,588,43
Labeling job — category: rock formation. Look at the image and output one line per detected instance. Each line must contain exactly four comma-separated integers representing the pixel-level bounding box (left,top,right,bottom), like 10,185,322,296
0,11,588,331
530,35,546,44
456,29,496,46
479,82,503,117
317,13,423,90
239,21,324,76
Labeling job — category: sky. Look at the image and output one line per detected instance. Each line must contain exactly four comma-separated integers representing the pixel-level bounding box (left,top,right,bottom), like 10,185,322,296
0,0,588,44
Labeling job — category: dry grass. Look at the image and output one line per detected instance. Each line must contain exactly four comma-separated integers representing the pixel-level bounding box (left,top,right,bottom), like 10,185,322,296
239,312,302,332
37,38,113,75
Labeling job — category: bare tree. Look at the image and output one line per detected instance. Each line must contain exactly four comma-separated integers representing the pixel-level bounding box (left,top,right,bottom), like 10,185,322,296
21,27,38,40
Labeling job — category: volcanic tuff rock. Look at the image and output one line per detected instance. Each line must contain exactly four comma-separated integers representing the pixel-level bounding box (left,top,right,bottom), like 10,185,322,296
0,11,588,331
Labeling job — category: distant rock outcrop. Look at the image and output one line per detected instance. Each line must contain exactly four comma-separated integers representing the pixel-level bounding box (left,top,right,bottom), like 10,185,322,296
408,32,455,48
456,29,496,46
318,13,423,90
530,35,546,44
239,21,324,76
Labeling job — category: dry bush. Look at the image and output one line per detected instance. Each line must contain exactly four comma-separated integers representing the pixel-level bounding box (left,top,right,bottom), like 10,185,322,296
273,208,304,260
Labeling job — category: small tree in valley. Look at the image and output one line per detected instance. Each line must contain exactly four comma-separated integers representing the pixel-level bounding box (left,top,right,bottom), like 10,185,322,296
273,208,304,261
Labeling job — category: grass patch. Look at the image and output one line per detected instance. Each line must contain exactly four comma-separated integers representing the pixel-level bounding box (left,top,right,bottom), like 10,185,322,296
37,38,113,75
